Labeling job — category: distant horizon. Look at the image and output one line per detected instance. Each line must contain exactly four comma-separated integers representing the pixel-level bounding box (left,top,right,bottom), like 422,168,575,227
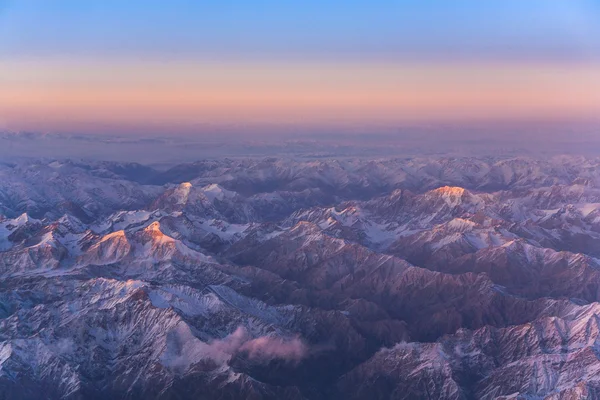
3,119,600,165
3,115,600,138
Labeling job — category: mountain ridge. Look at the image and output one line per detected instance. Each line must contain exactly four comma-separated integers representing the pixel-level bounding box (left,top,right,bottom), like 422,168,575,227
3,156,600,398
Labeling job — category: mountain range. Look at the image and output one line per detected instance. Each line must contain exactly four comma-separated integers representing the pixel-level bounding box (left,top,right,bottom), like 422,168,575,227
3,156,600,399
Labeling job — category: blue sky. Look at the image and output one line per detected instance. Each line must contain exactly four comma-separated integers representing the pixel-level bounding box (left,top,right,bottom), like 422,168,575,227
1,0,599,61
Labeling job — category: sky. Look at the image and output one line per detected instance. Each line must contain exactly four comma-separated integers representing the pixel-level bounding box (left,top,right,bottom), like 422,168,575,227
1,1,600,135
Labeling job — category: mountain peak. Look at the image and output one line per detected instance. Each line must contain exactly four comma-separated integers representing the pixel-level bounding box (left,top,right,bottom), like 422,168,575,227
99,229,127,242
432,186,466,197
144,221,164,234
201,183,235,202
172,182,193,205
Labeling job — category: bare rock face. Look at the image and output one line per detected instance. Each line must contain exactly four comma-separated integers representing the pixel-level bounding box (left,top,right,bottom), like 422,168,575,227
4,156,600,399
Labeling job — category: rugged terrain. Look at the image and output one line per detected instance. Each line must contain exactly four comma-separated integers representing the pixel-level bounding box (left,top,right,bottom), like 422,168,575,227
3,156,600,399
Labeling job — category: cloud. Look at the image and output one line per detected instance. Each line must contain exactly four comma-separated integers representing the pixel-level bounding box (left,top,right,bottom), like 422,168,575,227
201,326,248,364
206,326,308,364
161,325,309,372
240,334,308,363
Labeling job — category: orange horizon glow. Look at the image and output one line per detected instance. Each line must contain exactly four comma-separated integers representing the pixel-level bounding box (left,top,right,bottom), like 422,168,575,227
1,59,600,133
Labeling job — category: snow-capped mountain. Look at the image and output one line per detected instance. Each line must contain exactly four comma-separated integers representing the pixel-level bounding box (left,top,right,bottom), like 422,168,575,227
4,156,600,399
